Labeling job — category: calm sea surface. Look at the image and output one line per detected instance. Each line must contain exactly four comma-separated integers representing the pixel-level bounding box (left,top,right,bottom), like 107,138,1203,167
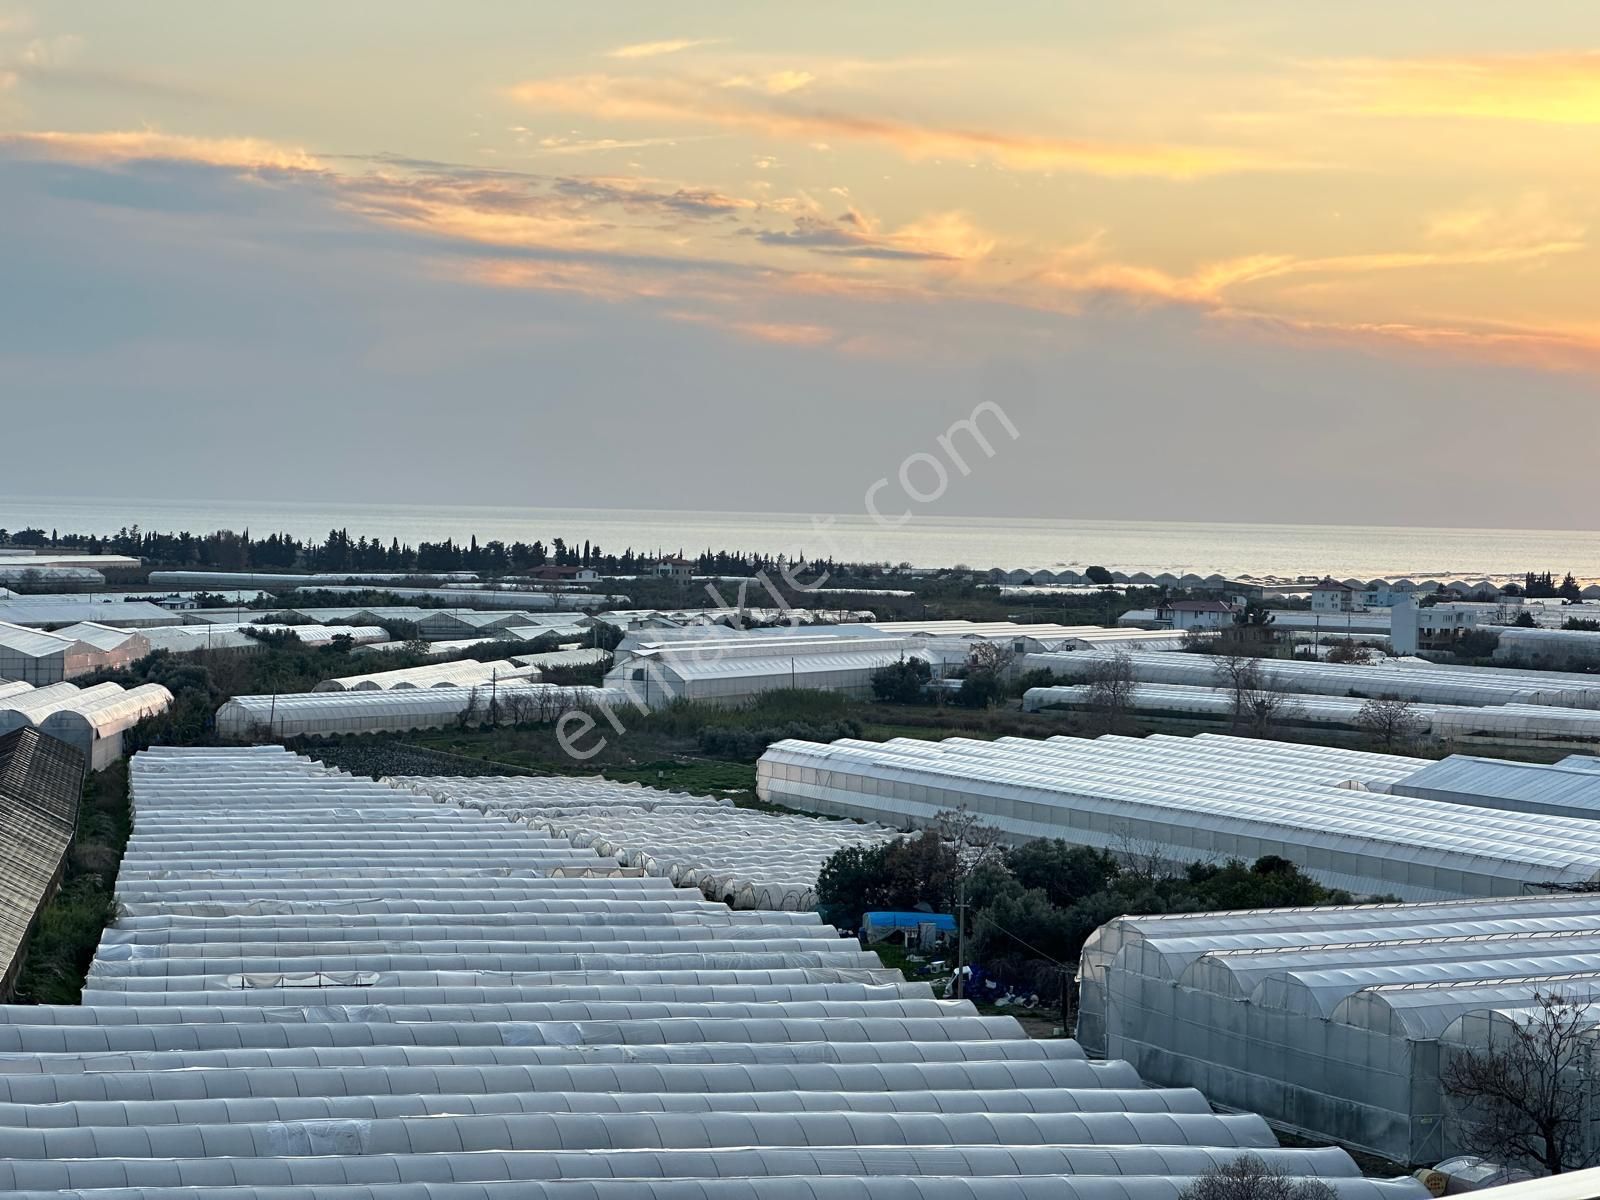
3,496,1599,581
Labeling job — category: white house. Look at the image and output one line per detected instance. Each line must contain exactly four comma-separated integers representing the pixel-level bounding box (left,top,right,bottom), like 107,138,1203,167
1153,600,1237,631
1309,578,1359,613
653,558,695,581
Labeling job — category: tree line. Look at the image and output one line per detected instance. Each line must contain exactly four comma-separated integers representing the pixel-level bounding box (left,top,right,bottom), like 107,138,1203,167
0,525,839,578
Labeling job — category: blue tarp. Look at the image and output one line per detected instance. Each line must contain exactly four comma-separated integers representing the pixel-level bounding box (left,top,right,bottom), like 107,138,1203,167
862,911,956,934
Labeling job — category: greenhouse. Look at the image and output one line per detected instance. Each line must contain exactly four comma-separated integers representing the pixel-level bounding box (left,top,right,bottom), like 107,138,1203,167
48,621,150,670
756,732,1600,899
293,584,632,610
1022,649,1600,708
1391,755,1600,818
0,621,101,684
314,659,543,692
147,571,483,589
604,634,917,709
1494,626,1600,669
0,743,1424,1199
1078,894,1600,1165
389,775,902,910
0,682,126,738
37,682,174,771
0,727,84,994
0,680,171,772
214,683,632,738
1022,683,1600,746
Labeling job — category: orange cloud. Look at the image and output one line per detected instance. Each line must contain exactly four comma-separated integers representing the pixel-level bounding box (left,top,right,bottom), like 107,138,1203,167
1033,239,1585,308
606,38,720,61
0,129,322,171
720,70,815,96
1346,51,1600,125
1252,312,1600,375
507,74,1287,178
9,123,1595,375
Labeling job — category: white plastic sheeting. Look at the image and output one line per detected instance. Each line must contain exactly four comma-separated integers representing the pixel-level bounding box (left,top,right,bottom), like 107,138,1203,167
0,743,1417,1200
389,775,901,911
1023,683,1600,744
604,634,918,709
313,660,542,692
0,681,172,771
39,683,174,771
1391,755,1600,818
1495,625,1600,668
214,683,632,737
757,731,1600,899
1079,894,1600,1165
294,585,631,610
1023,649,1600,709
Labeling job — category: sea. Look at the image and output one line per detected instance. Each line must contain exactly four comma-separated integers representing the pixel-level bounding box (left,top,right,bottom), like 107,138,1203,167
3,496,1599,583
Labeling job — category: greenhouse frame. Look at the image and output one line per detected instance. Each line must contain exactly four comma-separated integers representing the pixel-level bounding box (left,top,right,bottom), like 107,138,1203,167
604,634,917,709
1078,894,1600,1165
1022,649,1600,709
214,683,632,738
756,732,1600,899
0,744,1427,1200
0,727,84,995
1022,683,1600,746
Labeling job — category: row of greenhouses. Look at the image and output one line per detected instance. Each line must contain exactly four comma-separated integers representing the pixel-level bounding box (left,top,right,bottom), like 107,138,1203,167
214,682,632,737
389,775,902,910
1078,894,1600,1166
0,679,172,770
604,633,916,709
314,658,543,692
1023,682,1600,745
1022,649,1600,708
756,732,1600,899
0,744,1428,1200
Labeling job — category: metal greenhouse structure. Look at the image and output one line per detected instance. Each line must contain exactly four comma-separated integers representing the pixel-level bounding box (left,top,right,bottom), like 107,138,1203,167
1079,894,1600,1166
0,744,1427,1200
214,682,632,737
1022,650,1600,709
756,732,1600,899
1022,683,1600,746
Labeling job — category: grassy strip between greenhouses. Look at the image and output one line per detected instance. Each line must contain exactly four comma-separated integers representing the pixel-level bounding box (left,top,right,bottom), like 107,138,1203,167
13,761,130,1005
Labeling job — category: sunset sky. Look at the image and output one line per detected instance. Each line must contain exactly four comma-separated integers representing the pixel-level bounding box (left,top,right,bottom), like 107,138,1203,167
4,3,1598,526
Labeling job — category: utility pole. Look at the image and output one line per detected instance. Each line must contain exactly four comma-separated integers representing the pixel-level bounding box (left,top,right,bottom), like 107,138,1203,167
954,877,968,1000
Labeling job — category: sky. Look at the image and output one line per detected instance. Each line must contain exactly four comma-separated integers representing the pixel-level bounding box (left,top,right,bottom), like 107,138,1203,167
2,3,1598,528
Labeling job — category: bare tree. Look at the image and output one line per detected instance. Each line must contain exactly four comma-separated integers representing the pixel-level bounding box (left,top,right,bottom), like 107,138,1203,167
456,686,483,730
1213,654,1302,737
1177,1155,1337,1200
1084,650,1137,733
1355,695,1426,749
966,640,1016,677
934,805,1007,1000
1112,823,1182,887
1442,991,1599,1175
934,805,1007,878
